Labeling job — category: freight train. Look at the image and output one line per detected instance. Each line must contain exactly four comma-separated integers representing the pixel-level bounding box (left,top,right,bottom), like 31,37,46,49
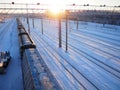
17,18,60,90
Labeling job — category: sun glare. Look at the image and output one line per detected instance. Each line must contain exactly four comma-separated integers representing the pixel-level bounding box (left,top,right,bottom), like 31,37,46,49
49,5,61,15
47,0,66,15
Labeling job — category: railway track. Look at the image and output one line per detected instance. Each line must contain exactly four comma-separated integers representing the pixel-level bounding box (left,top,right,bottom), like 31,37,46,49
48,23,120,58
32,31,98,90
22,18,120,89
31,30,120,89
36,29,120,79
42,19,120,51
44,29,120,60
43,29,120,68
72,29,120,47
70,32,120,56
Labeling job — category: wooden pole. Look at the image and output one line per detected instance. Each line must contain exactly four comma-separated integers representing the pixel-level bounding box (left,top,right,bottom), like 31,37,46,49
65,10,69,52
41,17,43,35
58,13,62,48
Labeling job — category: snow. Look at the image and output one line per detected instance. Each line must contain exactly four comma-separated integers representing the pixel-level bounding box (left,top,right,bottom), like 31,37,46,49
1,17,120,90
21,18,120,89
0,19,23,90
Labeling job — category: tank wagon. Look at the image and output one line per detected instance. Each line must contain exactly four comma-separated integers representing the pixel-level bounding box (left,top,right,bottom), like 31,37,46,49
17,18,36,56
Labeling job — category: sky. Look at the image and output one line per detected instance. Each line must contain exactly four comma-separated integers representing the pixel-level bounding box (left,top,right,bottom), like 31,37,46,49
0,0,120,6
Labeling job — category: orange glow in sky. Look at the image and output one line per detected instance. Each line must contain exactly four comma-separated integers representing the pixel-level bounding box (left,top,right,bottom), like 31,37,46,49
0,0,120,14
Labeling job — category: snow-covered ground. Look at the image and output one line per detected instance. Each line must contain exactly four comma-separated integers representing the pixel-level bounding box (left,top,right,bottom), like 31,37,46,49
0,19,23,90
1,17,119,90
21,18,120,90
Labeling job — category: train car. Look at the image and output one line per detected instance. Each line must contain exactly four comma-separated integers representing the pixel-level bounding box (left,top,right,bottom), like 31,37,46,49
17,18,23,29
18,23,23,29
18,28,28,36
20,34,36,50
22,48,60,90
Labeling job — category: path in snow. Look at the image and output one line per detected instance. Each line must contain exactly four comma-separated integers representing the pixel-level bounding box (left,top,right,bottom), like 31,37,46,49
0,19,23,90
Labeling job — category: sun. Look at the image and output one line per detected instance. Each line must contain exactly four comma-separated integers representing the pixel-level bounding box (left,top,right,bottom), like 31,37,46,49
47,0,66,15
48,5,62,15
